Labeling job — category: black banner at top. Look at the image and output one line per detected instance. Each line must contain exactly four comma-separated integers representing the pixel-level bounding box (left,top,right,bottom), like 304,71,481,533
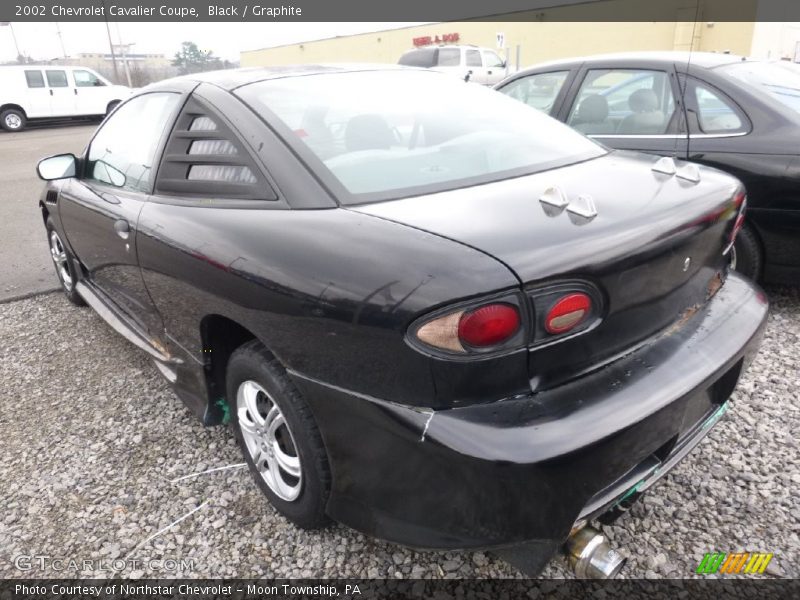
3,0,800,23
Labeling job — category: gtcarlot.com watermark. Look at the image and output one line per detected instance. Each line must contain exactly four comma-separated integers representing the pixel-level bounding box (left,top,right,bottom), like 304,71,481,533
14,554,196,573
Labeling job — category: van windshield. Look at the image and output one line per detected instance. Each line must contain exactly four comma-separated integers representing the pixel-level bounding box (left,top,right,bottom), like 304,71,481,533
236,70,606,203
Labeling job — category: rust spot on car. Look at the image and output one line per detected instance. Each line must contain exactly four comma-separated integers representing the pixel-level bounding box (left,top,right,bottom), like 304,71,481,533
706,271,724,301
662,304,701,337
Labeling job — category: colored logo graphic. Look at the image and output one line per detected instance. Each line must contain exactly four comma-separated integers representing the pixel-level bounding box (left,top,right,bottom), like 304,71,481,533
696,552,773,575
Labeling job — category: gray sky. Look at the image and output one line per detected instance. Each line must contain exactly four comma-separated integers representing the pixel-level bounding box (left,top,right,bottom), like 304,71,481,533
1,22,428,62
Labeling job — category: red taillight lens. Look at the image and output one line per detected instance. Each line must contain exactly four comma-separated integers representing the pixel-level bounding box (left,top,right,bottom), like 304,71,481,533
544,293,592,335
458,303,520,347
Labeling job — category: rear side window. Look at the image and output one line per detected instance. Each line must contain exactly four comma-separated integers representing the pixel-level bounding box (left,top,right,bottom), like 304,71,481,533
398,48,436,68
692,81,747,134
437,48,461,67
156,99,276,200
568,69,677,135
86,93,181,193
25,70,44,88
46,70,68,88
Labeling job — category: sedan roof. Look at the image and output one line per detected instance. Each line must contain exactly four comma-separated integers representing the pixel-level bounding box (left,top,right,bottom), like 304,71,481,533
515,51,747,74
147,64,412,92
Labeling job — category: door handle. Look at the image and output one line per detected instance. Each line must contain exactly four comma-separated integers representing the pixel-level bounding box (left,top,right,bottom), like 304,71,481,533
49,89,53,96
74,89,78,95
114,219,130,240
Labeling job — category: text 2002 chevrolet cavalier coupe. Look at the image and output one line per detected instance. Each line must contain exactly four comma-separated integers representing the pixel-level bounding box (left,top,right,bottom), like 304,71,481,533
37,66,767,577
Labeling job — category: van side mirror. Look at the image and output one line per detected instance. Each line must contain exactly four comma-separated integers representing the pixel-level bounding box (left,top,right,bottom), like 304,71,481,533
37,154,77,181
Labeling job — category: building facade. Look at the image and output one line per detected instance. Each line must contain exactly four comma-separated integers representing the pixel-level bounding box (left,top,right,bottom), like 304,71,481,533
241,1,799,69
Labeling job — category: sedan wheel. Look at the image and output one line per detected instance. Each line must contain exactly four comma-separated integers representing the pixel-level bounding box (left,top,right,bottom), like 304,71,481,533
227,340,330,528
236,379,302,501
49,230,74,292
45,217,85,306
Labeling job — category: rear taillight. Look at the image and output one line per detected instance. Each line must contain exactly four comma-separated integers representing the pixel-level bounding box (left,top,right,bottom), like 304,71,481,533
413,300,523,355
530,281,604,347
544,293,592,335
459,304,520,347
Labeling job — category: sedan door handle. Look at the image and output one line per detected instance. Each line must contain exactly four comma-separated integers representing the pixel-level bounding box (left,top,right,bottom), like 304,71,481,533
114,219,130,239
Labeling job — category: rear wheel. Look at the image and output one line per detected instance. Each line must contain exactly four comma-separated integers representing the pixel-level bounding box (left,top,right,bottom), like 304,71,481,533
46,217,85,306
1,108,26,132
227,340,330,529
729,223,762,281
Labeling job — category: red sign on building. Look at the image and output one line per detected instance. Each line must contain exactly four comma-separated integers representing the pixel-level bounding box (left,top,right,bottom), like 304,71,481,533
412,33,460,47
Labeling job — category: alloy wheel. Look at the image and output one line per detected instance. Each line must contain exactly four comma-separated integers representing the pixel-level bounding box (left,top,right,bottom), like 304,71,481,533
728,245,738,271
49,230,73,291
236,380,302,501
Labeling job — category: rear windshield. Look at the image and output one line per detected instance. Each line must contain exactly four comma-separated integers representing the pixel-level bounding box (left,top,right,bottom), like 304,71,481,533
718,61,800,115
236,70,605,203
398,48,436,67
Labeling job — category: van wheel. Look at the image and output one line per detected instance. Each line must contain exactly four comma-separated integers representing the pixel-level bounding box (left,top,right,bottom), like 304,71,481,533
1,109,26,132
106,101,120,116
227,340,331,529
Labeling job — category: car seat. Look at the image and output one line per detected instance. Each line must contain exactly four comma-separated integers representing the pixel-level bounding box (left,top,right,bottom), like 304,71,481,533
345,114,395,152
617,89,666,134
573,94,616,134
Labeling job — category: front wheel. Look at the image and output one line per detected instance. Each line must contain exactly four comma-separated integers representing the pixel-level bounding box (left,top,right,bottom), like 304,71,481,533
46,217,85,306
227,340,331,529
1,108,26,132
729,223,762,281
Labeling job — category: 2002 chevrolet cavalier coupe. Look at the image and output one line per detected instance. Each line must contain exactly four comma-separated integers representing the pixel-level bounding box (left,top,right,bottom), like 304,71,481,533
37,66,767,577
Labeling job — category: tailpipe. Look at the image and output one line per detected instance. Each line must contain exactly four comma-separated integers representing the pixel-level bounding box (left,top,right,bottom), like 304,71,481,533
564,526,626,579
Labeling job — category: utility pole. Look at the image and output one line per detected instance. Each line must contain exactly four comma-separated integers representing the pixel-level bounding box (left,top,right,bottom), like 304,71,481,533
55,22,67,59
100,0,120,82
114,22,133,87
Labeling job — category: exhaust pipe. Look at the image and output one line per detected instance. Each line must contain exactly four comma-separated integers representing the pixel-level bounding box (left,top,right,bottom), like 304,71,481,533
564,526,626,579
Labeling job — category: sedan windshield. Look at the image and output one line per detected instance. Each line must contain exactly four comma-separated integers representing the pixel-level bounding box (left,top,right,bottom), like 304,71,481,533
718,61,800,114
237,70,605,203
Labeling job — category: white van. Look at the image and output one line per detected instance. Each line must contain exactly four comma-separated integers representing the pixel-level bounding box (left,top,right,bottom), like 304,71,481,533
398,45,512,85
0,66,131,132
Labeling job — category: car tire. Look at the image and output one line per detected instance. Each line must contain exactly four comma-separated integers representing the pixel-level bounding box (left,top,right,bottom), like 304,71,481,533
1,108,26,132
226,340,331,529
730,223,762,281
46,217,85,306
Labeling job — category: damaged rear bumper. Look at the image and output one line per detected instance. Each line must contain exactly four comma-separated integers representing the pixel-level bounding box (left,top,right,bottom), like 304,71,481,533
290,273,768,550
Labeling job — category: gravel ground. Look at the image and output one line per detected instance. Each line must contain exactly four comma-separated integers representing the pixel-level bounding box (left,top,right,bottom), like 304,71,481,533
0,287,797,580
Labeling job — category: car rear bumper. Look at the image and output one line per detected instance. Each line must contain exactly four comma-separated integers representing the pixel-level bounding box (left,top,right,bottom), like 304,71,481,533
290,272,768,550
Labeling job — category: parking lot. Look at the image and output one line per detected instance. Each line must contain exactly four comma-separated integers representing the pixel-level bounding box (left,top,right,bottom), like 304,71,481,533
0,126,798,580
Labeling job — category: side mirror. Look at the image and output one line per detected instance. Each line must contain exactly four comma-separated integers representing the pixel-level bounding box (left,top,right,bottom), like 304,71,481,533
37,154,77,181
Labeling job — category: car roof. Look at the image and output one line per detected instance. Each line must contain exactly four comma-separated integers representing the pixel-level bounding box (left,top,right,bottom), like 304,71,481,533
145,64,417,92
516,51,747,74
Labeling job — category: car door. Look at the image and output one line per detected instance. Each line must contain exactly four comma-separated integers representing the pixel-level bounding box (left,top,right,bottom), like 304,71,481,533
481,49,507,85
71,68,110,115
22,69,52,118
58,92,183,337
44,69,75,116
465,48,486,83
558,64,689,158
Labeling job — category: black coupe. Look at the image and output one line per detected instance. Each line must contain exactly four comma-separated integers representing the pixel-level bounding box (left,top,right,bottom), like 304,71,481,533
37,66,766,577
496,51,800,283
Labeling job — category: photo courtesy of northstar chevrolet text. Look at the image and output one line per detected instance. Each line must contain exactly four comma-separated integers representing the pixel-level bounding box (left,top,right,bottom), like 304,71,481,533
0,0,797,592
